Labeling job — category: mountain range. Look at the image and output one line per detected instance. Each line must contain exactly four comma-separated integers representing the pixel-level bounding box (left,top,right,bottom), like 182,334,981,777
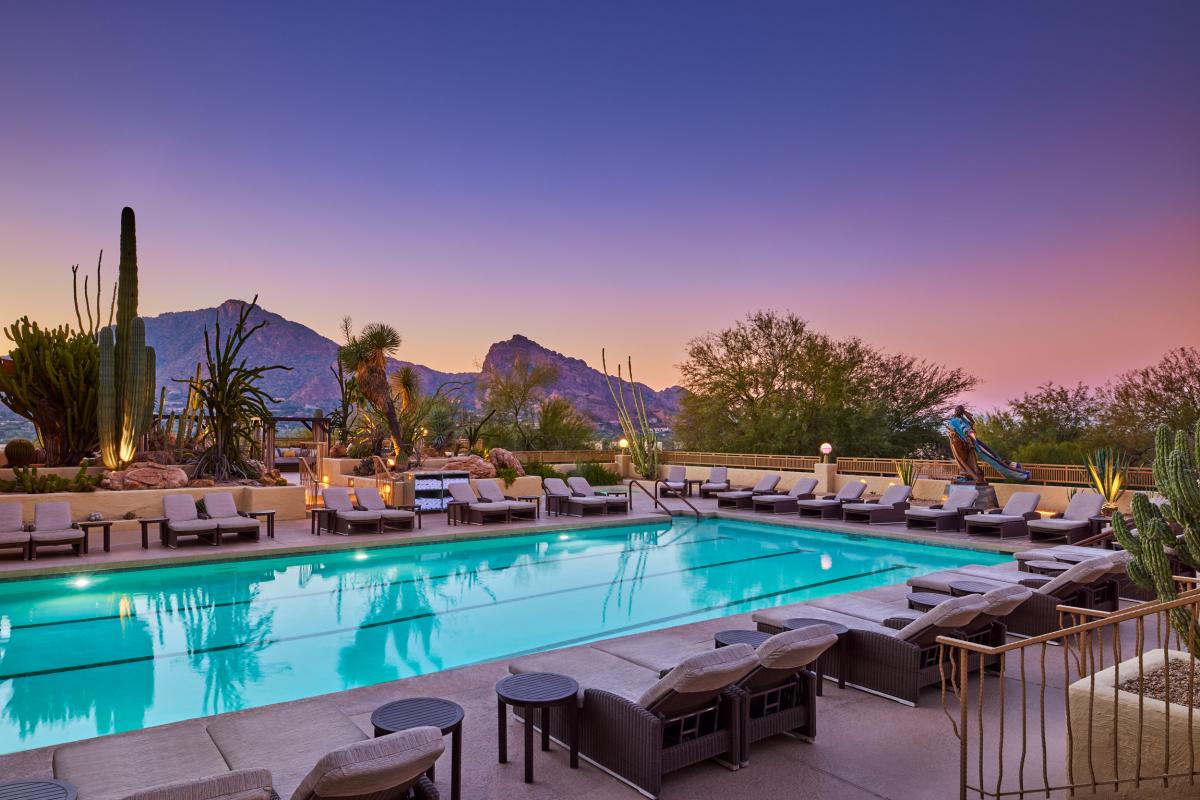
142,299,683,425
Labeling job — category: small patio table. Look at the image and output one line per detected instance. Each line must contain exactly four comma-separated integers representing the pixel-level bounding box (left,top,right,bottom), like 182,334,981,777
496,672,579,783
371,697,464,800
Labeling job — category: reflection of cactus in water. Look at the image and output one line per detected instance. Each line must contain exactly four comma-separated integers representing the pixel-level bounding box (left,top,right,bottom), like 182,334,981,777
1112,423,1200,657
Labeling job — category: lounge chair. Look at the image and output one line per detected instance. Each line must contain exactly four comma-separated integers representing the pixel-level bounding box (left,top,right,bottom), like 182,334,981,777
203,491,262,543
795,481,867,519
698,466,731,498
509,645,757,797
29,501,86,559
543,477,609,517
355,485,422,529
567,476,629,513
474,480,538,520
714,474,781,509
0,503,30,560
750,477,819,514
1027,492,1105,543
161,493,221,548
904,485,980,532
53,701,444,800
840,484,913,524
657,465,688,497
812,585,1032,636
317,487,383,535
964,491,1042,538
447,481,511,525
905,553,1124,636
753,594,990,706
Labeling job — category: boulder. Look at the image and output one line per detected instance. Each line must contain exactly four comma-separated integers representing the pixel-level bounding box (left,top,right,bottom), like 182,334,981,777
188,478,216,488
488,448,525,477
102,461,190,491
442,454,496,479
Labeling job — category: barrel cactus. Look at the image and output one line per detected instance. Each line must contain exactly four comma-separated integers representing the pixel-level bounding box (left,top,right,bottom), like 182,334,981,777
98,207,157,470
1112,422,1200,656
3,438,36,468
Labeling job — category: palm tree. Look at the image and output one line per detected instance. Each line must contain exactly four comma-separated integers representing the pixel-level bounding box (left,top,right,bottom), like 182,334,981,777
338,322,404,459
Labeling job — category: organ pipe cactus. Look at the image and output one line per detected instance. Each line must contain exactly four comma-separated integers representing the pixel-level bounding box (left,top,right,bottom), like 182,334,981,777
98,207,157,470
602,350,659,479
1111,423,1200,657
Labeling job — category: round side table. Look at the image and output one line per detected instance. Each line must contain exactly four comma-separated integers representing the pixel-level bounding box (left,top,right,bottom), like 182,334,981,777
370,697,464,800
1026,560,1071,576
783,617,849,693
907,591,952,613
496,672,579,783
714,629,771,649
948,581,996,597
0,780,77,800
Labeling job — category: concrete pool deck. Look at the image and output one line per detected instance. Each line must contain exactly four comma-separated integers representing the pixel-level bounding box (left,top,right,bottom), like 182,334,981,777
0,491,1068,798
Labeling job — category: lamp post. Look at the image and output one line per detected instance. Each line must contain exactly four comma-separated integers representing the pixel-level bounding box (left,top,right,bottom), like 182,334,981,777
618,437,629,452
820,442,833,464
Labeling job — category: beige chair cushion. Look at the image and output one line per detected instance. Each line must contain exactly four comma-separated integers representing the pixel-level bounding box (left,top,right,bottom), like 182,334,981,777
876,485,912,506
566,476,597,496
789,477,818,496
707,467,728,484
31,528,84,543
54,725,232,800
354,486,386,510
637,644,757,709
905,506,958,519
121,769,275,800
715,490,753,500
204,492,240,519
170,518,219,533
0,530,30,545
474,481,507,502
35,502,72,530
979,585,1033,617
1001,492,1041,516
1040,556,1116,595
1063,492,1104,521
321,487,355,512
447,482,479,504
666,466,687,483
756,626,838,670
751,474,781,492
543,477,570,496
208,703,368,797
834,482,867,501
894,595,987,643
592,636,712,675
336,510,381,523
509,647,660,705
164,493,201,521
0,503,23,533
291,727,444,800
752,603,898,637
1027,517,1089,532
943,486,980,511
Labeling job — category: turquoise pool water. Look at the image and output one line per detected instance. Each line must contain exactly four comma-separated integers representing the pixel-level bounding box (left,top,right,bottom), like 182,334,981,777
0,518,1005,753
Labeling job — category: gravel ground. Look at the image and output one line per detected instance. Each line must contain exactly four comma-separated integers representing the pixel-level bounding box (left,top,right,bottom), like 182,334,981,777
1118,658,1200,708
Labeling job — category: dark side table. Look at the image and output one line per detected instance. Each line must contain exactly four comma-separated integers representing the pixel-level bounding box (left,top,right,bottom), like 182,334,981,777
371,697,464,800
496,672,579,783
77,520,113,553
714,629,771,649
0,779,77,800
784,617,849,694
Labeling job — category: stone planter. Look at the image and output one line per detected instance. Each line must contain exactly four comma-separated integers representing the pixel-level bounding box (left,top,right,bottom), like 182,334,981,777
1068,648,1200,798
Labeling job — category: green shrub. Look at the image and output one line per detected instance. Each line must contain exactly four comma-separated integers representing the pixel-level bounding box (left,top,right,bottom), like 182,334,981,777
495,466,518,487
347,441,374,459
4,439,36,468
569,461,621,486
0,466,99,494
352,457,376,477
521,460,561,480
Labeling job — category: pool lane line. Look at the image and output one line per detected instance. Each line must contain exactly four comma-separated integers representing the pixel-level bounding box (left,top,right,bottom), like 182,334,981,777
4,533,755,632
0,546,856,681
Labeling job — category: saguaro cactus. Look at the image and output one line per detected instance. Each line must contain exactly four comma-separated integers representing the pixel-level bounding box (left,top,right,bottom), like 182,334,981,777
1112,423,1200,656
98,207,156,469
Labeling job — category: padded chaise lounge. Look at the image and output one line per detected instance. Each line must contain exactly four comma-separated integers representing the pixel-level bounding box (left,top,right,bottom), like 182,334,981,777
544,477,609,517
751,477,819,514
161,494,221,548
698,466,731,497
1026,492,1104,543
840,484,913,524
795,481,867,519
355,485,422,529
317,487,384,534
447,482,511,525
964,492,1042,539
203,491,262,543
753,594,991,706
29,502,87,559
0,503,30,560
474,480,538,520
568,476,629,513
657,465,688,497
714,474,781,509
904,485,979,532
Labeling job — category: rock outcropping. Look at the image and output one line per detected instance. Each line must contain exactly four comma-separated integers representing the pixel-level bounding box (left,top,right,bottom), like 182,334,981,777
101,462,189,490
442,454,496,479
488,448,525,476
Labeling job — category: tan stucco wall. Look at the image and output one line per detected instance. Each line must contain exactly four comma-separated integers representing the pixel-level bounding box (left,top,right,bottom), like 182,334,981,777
0,466,107,481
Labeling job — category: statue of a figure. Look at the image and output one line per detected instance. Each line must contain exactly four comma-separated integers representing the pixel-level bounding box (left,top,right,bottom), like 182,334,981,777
946,405,986,484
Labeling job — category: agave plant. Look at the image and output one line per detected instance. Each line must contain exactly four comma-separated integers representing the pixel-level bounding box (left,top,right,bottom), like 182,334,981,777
1086,447,1131,514
894,459,917,486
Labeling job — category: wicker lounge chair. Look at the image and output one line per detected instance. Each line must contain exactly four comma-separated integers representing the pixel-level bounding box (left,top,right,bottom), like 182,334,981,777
698,466,731,497
160,494,221,548
1026,492,1104,543
714,474,781,509
447,481,511,525
905,554,1123,636
904,485,979,531
355,485,421,530
657,465,688,497
753,594,991,706
29,501,86,559
203,491,261,543
840,484,913,524
964,491,1042,539
474,480,538,520
509,645,757,797
0,503,30,561
568,476,629,513
544,477,608,517
795,481,867,519
750,477,819,514
53,701,444,800
317,487,384,535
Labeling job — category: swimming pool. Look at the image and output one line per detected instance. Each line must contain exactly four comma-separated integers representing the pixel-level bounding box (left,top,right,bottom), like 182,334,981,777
0,518,1006,753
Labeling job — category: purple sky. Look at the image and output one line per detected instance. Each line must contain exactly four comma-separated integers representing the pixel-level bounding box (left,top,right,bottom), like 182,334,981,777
1,1,1197,408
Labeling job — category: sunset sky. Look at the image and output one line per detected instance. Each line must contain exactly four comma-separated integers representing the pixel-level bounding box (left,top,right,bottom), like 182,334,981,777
1,1,1196,409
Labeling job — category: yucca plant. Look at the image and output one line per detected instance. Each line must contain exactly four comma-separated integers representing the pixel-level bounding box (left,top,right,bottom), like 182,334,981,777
894,459,917,486
1086,447,1131,514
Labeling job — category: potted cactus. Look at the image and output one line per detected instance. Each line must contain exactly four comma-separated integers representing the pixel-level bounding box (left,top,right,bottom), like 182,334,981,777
1068,423,1200,792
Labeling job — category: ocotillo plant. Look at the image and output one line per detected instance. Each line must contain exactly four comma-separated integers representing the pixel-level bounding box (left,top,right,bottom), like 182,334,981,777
602,350,659,478
98,207,157,470
1111,423,1200,657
